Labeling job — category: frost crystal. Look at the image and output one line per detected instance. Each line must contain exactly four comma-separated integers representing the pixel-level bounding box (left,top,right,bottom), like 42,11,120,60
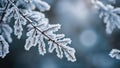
0,35,9,58
109,49,120,60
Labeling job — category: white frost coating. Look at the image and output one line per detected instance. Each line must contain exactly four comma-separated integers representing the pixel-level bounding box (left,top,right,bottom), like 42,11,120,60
48,41,56,53
93,0,120,34
57,38,72,45
64,46,76,62
38,37,46,55
55,34,65,40
3,7,14,22
25,28,39,50
56,45,63,59
24,37,32,50
26,11,45,21
43,24,61,33
109,49,120,60
2,24,13,43
14,8,27,39
48,37,75,61
34,0,50,11
22,0,50,11
0,35,9,58
14,18,23,39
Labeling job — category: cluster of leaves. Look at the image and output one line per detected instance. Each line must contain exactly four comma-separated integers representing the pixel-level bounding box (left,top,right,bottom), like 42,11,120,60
0,0,76,62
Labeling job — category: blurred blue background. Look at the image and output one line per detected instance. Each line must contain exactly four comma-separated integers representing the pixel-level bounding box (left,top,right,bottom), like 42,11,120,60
1,0,120,68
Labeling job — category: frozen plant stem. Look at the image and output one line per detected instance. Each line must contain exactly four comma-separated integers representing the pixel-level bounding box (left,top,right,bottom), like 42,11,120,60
8,0,75,61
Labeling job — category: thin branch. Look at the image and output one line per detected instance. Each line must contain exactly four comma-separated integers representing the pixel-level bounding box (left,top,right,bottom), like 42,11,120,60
8,0,75,60
0,1,10,24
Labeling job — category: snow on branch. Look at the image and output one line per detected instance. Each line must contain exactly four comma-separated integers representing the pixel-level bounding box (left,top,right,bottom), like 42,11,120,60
91,0,120,61
0,0,76,62
109,49,120,60
23,10,76,62
92,0,120,34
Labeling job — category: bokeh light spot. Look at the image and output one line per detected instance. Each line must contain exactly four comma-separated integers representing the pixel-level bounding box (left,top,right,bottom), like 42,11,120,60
80,29,98,47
